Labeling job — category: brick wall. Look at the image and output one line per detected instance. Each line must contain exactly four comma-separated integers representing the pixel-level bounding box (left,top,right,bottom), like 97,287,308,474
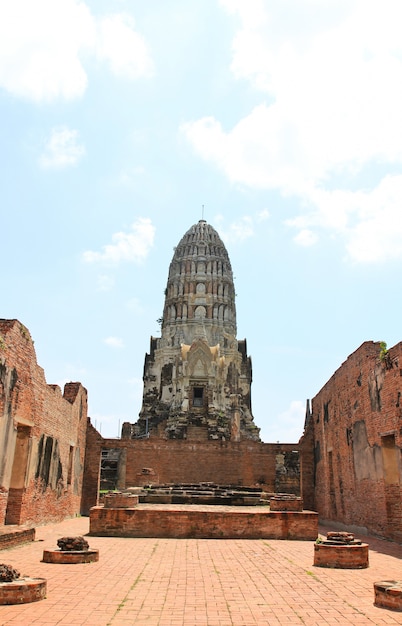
82,436,301,513
81,421,103,515
299,402,316,510
301,340,402,541
0,319,88,526
0,527,35,550
90,506,318,539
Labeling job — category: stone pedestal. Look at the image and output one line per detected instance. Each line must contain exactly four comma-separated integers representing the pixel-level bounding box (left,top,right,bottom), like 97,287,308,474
314,533,369,569
42,549,99,564
104,493,139,508
374,581,402,611
270,496,303,512
0,578,47,604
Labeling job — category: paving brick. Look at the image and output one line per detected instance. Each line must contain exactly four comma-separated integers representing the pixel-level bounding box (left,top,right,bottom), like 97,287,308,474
0,518,401,625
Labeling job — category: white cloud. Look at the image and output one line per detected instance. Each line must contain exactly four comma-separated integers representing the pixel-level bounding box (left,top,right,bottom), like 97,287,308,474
104,336,124,348
344,175,402,263
39,126,85,169
96,274,115,292
83,217,155,265
183,0,402,263
287,175,402,262
257,209,270,221
97,14,153,80
117,166,146,186
0,1,153,102
213,214,255,244
293,229,317,248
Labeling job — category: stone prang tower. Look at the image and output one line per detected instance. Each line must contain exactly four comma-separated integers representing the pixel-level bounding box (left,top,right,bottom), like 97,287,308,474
122,220,260,441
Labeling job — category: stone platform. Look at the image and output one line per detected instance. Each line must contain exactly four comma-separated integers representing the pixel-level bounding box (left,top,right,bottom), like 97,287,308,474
314,541,369,568
0,526,35,551
374,581,402,611
42,549,99,564
121,483,271,506
89,503,318,539
0,578,46,604
314,532,369,569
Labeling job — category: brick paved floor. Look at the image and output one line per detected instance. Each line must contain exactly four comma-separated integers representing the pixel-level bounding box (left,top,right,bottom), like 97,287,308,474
0,517,401,625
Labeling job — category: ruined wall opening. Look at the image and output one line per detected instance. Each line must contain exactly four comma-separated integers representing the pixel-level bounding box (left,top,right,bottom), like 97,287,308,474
381,433,401,538
100,449,121,491
35,435,63,493
381,434,399,484
5,425,31,525
67,446,74,486
193,387,204,407
328,450,337,517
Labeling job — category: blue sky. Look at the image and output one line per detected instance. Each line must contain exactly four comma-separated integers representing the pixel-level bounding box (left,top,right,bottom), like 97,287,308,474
2,0,402,442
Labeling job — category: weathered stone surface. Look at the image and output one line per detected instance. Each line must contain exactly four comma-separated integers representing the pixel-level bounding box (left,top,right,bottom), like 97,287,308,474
90,504,318,540
104,493,139,508
374,580,402,611
326,531,356,544
300,340,402,543
314,542,369,569
43,549,99,564
270,495,303,511
0,564,20,582
0,578,46,604
0,319,88,527
57,536,89,551
122,221,260,443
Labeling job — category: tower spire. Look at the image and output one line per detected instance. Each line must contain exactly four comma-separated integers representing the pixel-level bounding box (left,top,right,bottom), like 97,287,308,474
131,219,260,442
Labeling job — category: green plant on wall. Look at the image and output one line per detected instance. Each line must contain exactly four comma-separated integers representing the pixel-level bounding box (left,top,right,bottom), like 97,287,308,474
379,341,393,369
379,341,388,360
0,335,6,351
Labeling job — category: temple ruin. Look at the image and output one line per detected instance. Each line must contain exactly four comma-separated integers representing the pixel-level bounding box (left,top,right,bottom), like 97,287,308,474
0,219,401,543
122,219,259,442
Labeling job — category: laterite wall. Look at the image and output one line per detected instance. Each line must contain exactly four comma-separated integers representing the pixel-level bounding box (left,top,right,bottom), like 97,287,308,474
300,341,402,542
81,426,301,514
0,319,88,526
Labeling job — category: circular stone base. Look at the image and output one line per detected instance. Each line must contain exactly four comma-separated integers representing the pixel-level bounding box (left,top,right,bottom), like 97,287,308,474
104,494,139,508
314,542,369,568
374,581,402,611
42,549,99,564
0,578,47,604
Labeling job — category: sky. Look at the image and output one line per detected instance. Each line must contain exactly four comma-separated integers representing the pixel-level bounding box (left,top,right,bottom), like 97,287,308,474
2,0,402,443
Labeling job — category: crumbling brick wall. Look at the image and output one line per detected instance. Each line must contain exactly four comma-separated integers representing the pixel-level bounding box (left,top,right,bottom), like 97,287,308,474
82,437,301,512
0,319,88,526
300,340,402,541
81,420,103,515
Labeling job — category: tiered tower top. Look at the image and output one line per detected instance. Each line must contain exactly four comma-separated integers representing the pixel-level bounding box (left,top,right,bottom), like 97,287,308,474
161,220,236,348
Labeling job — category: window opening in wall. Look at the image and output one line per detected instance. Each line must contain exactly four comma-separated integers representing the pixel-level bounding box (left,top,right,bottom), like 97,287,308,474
67,446,74,485
193,387,204,407
381,434,399,484
5,425,31,525
100,449,121,491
